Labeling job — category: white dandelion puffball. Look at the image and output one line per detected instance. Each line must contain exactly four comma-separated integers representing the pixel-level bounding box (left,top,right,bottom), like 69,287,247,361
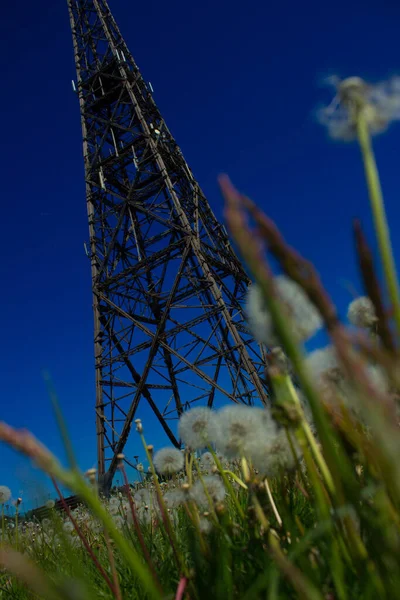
215,405,276,459
153,447,184,475
163,489,185,509
63,521,75,534
191,476,226,507
245,277,322,347
347,296,377,329
365,365,389,396
45,499,55,509
0,486,11,504
246,429,298,476
305,346,342,388
199,517,213,534
178,407,218,450
318,75,400,142
133,488,151,508
199,452,216,470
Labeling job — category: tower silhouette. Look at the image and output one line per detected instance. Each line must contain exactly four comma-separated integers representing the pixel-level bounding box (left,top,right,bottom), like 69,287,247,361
67,0,268,491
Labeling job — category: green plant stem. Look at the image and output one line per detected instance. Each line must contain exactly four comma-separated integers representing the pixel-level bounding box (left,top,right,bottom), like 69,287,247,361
1,506,4,545
356,111,400,339
208,447,245,519
141,439,183,569
15,508,18,551
264,479,283,529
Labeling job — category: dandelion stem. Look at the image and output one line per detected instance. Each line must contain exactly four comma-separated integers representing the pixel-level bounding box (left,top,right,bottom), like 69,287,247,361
356,112,400,339
208,447,245,519
264,479,283,529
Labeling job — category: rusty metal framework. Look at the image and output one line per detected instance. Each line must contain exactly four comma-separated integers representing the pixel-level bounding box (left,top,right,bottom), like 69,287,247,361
67,0,269,491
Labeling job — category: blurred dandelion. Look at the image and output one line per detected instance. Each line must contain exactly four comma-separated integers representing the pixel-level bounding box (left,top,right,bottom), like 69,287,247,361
178,407,218,450
246,277,322,346
318,75,400,141
153,447,184,475
191,476,226,507
216,405,275,458
246,429,298,476
347,296,377,329
0,486,11,504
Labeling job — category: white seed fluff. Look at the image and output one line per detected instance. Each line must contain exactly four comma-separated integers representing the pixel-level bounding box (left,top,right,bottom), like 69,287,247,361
305,346,342,388
133,489,151,508
246,429,297,476
318,76,400,142
199,452,216,470
163,489,185,509
191,476,226,507
246,277,322,347
153,447,184,475
215,405,276,459
0,486,11,505
178,407,219,450
347,296,377,329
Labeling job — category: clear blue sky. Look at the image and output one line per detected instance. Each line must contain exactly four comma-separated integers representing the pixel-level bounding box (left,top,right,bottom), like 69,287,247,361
1,0,400,510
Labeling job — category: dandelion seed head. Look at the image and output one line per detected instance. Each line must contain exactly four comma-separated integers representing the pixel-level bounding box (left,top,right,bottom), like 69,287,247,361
347,296,377,329
365,364,389,396
0,486,11,504
63,521,74,534
45,500,55,509
199,452,216,470
318,75,400,141
191,476,226,507
153,447,184,475
133,489,151,508
305,346,343,388
246,429,298,476
246,278,322,347
113,515,124,529
268,346,292,375
199,517,213,534
178,407,218,450
216,405,275,458
41,518,51,530
163,489,185,509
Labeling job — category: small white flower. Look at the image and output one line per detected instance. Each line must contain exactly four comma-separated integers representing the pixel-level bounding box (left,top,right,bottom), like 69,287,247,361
246,278,322,347
347,296,377,329
191,476,226,507
178,407,218,450
318,75,400,141
0,486,11,505
153,447,184,475
136,463,144,472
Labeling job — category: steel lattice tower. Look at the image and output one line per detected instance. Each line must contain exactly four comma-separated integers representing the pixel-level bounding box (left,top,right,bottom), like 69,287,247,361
67,0,269,491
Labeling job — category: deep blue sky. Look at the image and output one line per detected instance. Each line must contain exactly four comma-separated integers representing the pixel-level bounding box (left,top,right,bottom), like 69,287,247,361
1,0,400,509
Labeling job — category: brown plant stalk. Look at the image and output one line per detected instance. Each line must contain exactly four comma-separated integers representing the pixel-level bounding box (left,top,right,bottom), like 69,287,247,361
353,219,396,353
